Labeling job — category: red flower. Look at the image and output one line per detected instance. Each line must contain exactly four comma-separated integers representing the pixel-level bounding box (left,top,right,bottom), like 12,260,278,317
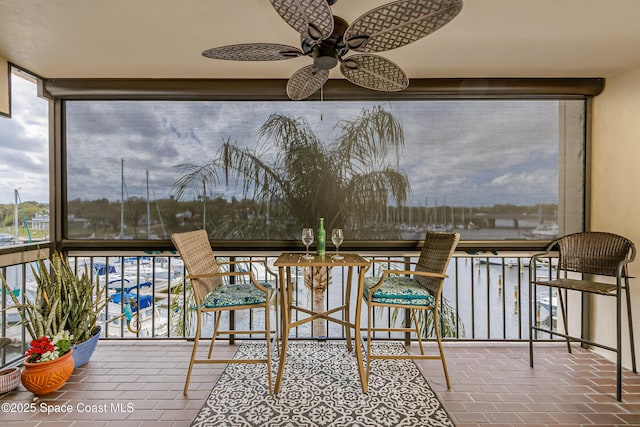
25,336,56,363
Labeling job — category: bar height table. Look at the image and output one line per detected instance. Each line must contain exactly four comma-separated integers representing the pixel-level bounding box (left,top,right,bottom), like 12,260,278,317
273,252,371,394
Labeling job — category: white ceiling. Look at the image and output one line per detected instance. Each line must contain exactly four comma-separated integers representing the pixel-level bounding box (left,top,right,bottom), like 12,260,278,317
2,0,640,81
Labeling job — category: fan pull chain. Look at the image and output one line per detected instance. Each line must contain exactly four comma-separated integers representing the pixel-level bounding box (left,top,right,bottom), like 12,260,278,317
320,84,324,121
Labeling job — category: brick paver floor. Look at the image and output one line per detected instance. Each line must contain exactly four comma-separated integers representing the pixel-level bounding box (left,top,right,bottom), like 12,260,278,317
1,340,639,426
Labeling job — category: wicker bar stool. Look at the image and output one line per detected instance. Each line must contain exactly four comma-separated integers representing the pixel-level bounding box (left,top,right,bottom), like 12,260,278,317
363,230,460,390
529,231,636,401
171,230,276,395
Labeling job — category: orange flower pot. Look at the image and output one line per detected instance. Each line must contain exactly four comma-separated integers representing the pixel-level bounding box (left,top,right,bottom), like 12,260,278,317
21,349,74,396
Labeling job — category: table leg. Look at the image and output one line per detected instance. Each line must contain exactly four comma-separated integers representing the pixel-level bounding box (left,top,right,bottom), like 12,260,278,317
344,266,353,352
286,266,294,322
354,267,368,393
274,266,291,394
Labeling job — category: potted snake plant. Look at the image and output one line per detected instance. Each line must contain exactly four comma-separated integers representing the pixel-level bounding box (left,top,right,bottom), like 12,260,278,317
1,251,107,368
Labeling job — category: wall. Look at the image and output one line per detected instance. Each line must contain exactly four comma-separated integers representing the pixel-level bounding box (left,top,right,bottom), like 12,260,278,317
0,56,9,117
590,64,640,368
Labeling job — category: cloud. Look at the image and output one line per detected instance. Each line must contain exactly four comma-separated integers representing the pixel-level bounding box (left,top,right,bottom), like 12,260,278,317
0,75,49,204
1,78,575,209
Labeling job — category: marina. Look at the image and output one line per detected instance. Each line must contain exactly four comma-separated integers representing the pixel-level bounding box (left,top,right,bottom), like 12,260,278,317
2,228,566,374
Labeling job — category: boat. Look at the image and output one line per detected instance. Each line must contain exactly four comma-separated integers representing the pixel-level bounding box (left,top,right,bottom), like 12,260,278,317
89,257,180,294
110,291,154,311
536,294,558,318
476,257,528,268
106,278,153,293
93,262,117,276
103,290,169,338
75,256,176,338
475,257,557,269
529,222,558,239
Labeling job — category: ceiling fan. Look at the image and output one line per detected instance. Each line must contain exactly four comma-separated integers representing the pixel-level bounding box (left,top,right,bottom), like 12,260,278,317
202,0,463,100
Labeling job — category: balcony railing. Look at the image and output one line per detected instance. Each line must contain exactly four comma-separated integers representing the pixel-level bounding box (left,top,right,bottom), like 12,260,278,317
1,247,560,369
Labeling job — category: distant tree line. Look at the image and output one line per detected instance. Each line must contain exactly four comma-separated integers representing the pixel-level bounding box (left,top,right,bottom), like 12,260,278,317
62,196,557,240
0,201,48,228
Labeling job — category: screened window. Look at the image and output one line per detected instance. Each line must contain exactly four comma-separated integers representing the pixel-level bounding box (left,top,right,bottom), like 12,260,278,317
64,99,585,241
0,69,49,246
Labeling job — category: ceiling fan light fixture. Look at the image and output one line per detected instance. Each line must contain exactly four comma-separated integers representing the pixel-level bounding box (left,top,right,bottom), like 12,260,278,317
279,49,303,58
307,23,323,41
313,45,338,70
342,58,360,70
346,35,369,50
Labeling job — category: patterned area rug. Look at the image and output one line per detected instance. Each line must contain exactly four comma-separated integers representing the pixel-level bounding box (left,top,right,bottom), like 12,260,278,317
191,340,454,427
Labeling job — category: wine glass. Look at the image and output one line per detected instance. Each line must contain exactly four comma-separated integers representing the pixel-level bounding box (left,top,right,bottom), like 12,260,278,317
301,228,314,260
331,228,344,260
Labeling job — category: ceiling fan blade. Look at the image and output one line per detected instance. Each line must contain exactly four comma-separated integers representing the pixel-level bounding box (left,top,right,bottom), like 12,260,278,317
344,0,463,53
269,0,334,41
286,65,330,100
340,54,409,92
202,43,304,61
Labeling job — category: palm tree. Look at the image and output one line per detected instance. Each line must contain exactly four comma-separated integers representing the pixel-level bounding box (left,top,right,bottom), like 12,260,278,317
173,105,409,237
173,105,410,335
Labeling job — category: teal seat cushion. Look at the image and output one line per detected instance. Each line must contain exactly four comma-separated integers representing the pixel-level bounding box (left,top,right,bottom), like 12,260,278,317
201,282,270,308
363,276,435,306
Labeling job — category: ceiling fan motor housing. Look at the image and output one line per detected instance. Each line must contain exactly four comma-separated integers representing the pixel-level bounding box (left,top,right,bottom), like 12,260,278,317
305,15,349,70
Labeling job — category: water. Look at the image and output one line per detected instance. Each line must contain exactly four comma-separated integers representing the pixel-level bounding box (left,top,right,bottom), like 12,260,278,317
203,255,557,342
402,219,546,241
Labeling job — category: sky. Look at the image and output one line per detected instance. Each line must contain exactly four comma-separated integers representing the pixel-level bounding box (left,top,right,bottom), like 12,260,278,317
64,99,563,208
1,73,578,208
0,74,49,204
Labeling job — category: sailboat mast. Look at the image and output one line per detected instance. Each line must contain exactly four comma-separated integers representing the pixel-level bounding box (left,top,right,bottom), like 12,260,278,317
451,206,454,228
120,159,124,239
146,170,151,239
425,195,428,228
14,189,18,242
443,196,447,227
434,199,438,226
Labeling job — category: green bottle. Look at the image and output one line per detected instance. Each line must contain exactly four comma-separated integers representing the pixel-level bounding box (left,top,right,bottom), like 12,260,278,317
317,217,326,256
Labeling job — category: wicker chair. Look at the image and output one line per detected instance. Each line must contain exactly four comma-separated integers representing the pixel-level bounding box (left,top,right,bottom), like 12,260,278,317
171,230,275,395
0,337,11,350
529,231,636,401
363,230,460,390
